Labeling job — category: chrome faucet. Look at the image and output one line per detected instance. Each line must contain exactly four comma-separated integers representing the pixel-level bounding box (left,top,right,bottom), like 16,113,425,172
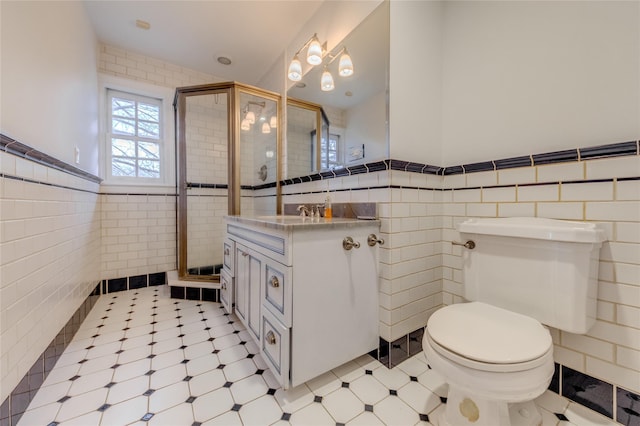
297,205,311,217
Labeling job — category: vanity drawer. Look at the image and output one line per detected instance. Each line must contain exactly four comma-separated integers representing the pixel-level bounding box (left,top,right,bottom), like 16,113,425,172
263,260,292,327
220,268,233,314
223,238,235,276
261,308,290,387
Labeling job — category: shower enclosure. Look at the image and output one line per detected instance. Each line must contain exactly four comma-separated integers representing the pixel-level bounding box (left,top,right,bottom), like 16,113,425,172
174,82,280,282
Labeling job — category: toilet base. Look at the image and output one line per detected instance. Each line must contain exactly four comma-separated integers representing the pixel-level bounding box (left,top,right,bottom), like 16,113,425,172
438,387,542,426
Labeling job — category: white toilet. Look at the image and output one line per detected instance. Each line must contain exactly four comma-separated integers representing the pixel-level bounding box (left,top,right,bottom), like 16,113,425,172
423,217,605,426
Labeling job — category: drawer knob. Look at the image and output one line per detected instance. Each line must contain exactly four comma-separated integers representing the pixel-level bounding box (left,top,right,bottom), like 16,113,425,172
266,330,277,345
270,275,280,288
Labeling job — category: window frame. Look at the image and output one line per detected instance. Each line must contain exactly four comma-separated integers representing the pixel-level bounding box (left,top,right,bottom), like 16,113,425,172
98,74,175,189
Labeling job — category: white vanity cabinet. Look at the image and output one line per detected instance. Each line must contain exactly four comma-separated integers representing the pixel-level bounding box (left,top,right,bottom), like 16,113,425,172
223,216,380,389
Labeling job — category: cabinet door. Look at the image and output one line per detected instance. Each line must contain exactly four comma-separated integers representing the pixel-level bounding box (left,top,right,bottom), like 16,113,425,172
234,243,263,342
220,268,233,314
223,238,235,276
235,244,249,325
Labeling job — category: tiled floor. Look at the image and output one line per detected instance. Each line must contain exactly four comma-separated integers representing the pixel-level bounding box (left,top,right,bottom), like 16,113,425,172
19,286,618,426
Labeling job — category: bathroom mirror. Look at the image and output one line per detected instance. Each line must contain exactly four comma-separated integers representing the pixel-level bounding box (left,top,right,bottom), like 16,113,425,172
285,98,328,177
285,1,389,179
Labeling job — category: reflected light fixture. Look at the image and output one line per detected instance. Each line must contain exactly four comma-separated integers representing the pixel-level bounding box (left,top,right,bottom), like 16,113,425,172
269,116,277,128
245,110,256,124
261,122,271,134
287,37,354,92
241,119,250,131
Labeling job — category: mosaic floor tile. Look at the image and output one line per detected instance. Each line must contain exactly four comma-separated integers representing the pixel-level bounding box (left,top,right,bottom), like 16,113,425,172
20,286,581,426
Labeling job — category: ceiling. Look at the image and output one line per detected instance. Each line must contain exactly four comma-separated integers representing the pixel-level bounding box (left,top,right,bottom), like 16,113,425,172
83,0,324,85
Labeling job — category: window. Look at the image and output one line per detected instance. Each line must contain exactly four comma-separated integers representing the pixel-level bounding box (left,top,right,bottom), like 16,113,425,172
107,89,162,180
320,131,343,170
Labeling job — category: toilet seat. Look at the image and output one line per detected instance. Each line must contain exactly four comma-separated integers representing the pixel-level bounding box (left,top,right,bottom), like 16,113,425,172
427,302,552,368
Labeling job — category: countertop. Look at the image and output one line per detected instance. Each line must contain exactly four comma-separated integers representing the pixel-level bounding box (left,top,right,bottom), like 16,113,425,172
224,215,380,231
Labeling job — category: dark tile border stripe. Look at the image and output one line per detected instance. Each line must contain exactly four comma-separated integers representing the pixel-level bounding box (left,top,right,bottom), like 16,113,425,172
1,134,102,184
102,272,167,295
280,139,638,184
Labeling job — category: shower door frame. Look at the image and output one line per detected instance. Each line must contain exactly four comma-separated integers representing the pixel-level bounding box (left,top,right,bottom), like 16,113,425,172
174,82,282,282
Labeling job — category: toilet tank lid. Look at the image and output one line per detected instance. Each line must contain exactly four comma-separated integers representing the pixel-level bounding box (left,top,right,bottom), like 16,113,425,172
458,217,605,244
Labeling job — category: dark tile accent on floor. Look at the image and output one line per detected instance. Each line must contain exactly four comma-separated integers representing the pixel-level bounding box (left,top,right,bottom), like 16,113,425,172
149,272,167,286
170,286,220,303
562,366,613,419
616,386,640,426
128,274,148,290
549,362,560,394
0,282,100,426
107,278,127,293
170,286,185,299
408,328,424,357
186,287,200,300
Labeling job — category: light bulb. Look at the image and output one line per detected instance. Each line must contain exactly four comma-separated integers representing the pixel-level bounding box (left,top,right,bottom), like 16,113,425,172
307,36,323,65
245,111,255,124
321,68,334,92
287,55,302,81
241,119,250,131
270,116,277,128
262,122,271,134
338,50,354,77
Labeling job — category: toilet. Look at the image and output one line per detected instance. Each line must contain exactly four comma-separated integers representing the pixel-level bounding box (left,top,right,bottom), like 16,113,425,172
423,217,605,426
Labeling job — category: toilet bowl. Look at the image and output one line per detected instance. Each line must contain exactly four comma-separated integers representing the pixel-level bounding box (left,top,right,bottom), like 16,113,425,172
422,218,605,426
423,302,554,426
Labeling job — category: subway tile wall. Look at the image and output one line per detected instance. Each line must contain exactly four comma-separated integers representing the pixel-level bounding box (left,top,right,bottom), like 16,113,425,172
0,150,102,403
441,155,640,395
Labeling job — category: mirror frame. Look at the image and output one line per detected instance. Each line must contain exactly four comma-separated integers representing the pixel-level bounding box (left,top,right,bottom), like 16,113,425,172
285,97,327,177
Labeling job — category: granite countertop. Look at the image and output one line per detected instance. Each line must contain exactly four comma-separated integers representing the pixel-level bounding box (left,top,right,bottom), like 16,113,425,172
224,215,380,230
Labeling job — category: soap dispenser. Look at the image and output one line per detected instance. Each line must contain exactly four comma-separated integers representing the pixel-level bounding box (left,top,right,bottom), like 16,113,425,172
324,192,332,219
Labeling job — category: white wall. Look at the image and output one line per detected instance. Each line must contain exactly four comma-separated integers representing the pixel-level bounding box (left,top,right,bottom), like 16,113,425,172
0,1,102,403
0,1,99,175
440,1,639,166
345,90,387,164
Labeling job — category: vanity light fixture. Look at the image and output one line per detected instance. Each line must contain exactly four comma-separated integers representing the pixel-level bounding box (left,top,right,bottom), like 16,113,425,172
287,36,354,92
321,66,335,92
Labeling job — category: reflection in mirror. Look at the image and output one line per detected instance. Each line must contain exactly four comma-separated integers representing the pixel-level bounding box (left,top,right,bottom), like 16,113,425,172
285,98,329,178
238,90,279,216
286,1,389,178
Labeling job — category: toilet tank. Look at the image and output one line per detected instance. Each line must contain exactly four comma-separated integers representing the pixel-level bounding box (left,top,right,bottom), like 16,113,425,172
458,217,605,334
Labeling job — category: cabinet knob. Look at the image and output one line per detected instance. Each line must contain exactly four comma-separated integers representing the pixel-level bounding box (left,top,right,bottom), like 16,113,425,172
266,330,277,345
224,248,230,255
270,276,280,288
241,251,249,257
342,236,361,250
221,282,226,290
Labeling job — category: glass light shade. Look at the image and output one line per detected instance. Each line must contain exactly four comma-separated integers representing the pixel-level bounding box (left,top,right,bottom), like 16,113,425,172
245,111,256,124
338,51,354,77
241,119,250,131
307,37,323,65
269,116,277,128
321,69,335,92
261,122,271,134
287,55,302,81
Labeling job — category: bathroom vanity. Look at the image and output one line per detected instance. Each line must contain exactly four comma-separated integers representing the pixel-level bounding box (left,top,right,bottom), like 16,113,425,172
222,215,381,389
